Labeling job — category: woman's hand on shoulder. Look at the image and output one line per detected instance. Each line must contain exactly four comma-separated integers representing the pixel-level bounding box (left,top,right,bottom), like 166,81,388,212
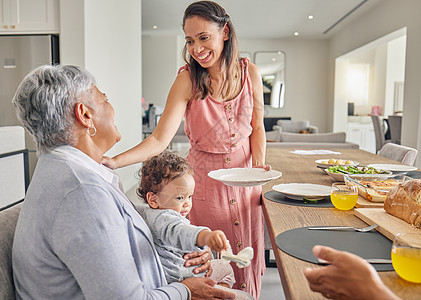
102,156,117,170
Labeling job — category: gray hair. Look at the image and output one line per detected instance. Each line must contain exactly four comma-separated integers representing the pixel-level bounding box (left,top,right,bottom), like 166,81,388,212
12,65,95,154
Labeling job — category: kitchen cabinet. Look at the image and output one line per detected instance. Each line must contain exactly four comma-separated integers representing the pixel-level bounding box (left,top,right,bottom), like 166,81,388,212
346,116,376,153
0,0,59,33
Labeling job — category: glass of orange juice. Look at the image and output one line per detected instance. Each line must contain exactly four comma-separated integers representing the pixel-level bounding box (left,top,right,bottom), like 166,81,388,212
391,233,421,283
330,182,358,210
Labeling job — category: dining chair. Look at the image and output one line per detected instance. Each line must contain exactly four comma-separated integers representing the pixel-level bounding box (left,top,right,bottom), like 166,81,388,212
378,143,418,166
387,115,402,144
371,115,390,153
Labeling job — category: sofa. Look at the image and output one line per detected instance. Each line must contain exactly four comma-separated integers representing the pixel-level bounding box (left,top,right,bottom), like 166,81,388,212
266,131,359,149
272,119,319,134
0,202,22,299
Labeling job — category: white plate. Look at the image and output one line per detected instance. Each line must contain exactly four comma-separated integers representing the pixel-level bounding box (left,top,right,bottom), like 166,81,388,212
208,168,282,187
315,159,359,168
272,183,331,200
367,164,418,172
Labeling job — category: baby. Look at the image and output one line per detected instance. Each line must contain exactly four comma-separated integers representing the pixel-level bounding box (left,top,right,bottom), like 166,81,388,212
136,150,236,288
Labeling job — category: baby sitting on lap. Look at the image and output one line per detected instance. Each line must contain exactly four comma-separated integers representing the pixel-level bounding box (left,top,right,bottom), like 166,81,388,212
136,150,254,299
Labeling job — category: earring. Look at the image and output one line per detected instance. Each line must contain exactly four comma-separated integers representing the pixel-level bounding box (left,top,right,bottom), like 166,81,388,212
87,125,97,136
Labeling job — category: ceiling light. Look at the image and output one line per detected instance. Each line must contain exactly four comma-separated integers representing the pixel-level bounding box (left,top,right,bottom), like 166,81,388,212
152,25,158,30
308,15,314,20
294,32,299,36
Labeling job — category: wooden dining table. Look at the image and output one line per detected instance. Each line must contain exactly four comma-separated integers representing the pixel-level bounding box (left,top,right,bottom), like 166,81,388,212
262,148,421,300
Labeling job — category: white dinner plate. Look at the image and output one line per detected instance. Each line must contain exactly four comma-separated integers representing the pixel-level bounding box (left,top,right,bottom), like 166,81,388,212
367,164,418,172
272,183,331,201
315,159,359,168
208,168,282,187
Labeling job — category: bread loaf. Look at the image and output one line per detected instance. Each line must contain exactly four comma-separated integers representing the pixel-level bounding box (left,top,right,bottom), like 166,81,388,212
384,179,421,227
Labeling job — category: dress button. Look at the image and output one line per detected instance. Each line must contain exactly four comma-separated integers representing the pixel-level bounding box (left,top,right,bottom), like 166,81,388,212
232,143,237,148
226,104,232,110
234,220,239,226
225,158,231,163
241,283,247,289
237,241,242,247
230,199,236,205
228,117,234,123
231,133,236,138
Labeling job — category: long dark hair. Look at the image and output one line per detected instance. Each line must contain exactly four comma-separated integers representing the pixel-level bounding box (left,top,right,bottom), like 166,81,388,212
182,1,241,100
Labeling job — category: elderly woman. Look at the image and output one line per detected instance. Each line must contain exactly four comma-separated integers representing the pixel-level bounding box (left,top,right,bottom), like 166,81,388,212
11,65,234,300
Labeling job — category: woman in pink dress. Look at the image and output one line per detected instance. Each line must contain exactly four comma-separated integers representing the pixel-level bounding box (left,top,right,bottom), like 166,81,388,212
105,1,267,298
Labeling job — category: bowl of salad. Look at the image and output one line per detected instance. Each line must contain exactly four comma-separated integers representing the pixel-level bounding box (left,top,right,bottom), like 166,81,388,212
324,165,393,182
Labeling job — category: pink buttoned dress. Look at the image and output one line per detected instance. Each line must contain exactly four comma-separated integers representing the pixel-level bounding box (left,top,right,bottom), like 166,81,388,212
180,58,265,298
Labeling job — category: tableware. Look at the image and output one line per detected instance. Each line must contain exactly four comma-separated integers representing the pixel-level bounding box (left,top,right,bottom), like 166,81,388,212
323,169,348,182
315,159,359,168
367,164,418,174
330,182,358,210
308,224,378,232
318,258,391,265
354,208,421,241
208,167,282,187
391,233,421,283
344,174,412,202
272,183,331,201
324,169,392,182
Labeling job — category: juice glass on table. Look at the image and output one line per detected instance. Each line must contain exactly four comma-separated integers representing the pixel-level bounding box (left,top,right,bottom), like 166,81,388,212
330,182,358,210
391,233,421,283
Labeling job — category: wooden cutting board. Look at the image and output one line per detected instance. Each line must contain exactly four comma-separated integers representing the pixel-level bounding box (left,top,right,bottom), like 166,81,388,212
356,196,383,208
354,208,421,243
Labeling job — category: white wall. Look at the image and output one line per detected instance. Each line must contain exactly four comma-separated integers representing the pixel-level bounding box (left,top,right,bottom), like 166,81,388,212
239,39,329,132
59,0,85,67
60,0,142,191
142,35,180,108
384,36,406,116
328,0,421,167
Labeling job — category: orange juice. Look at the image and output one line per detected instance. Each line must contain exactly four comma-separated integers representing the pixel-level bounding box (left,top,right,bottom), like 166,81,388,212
392,246,421,283
330,190,358,210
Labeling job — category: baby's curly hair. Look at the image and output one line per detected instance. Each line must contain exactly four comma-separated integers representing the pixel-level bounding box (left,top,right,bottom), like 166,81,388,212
137,150,193,202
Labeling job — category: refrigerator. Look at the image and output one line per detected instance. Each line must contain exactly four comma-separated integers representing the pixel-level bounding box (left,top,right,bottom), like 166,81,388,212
0,35,59,209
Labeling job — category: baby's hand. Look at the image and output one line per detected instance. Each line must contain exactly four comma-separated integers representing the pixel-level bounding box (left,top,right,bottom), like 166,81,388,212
206,230,229,252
